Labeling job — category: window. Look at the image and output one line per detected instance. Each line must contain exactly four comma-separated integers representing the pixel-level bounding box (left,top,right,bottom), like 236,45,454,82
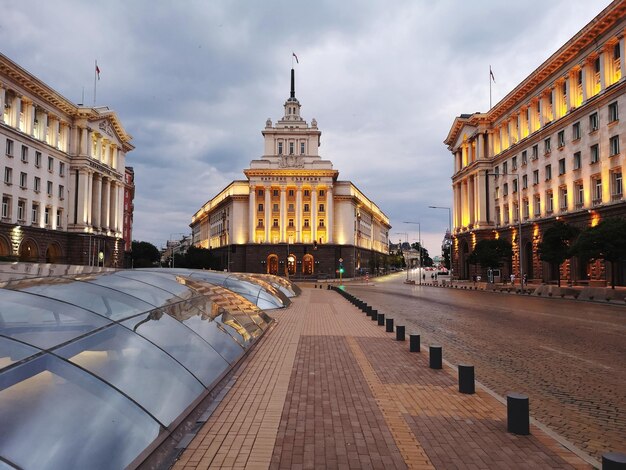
21,145,28,162
34,176,41,192
573,122,581,140
273,218,278,227
47,181,53,196
610,135,620,156
272,189,279,197
59,162,65,177
257,189,264,197
304,203,310,212
272,203,279,212
35,151,42,168
521,150,527,166
503,183,508,196
319,203,325,212
258,203,263,212
288,203,294,211
512,179,518,193
319,219,324,227
557,130,565,148
512,156,517,170
2,196,10,219
534,195,541,216
523,198,529,219
17,199,25,221
574,151,582,170
495,186,500,199
522,174,528,189
288,189,294,197
503,204,509,224
558,158,566,175
559,186,568,211
544,137,551,154
546,191,554,213
575,182,584,208
533,170,539,185
257,218,263,227
44,207,50,226
495,206,501,225
494,166,499,177
59,185,65,200
47,156,54,172
4,167,12,184
609,101,619,123
591,144,600,163
612,171,623,199
304,219,310,228
6,139,14,156
31,203,39,224
531,144,538,160
319,189,325,197
593,177,602,204
300,142,305,155
278,142,283,155
503,162,508,174
289,142,294,155
545,164,552,181
289,219,294,227
304,189,310,197
590,112,599,132
19,172,27,188
56,209,62,228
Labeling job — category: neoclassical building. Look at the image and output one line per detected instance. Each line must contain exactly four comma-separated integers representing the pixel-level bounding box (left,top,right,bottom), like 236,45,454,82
445,0,626,285
0,53,133,266
191,69,390,277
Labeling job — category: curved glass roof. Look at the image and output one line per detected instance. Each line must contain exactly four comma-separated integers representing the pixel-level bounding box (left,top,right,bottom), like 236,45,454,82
0,269,275,470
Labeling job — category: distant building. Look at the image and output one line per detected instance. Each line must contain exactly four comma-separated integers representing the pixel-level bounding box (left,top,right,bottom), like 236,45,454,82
191,69,390,277
444,1,626,285
0,53,133,266
123,166,135,262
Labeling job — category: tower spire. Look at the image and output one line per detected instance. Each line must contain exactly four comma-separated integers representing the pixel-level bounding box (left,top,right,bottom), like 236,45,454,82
290,68,295,99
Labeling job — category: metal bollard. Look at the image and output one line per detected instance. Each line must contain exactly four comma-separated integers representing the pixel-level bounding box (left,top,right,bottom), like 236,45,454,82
396,325,405,341
371,309,378,321
409,334,420,352
377,313,385,326
385,318,394,333
429,345,442,369
602,452,626,469
458,365,475,394
507,393,530,435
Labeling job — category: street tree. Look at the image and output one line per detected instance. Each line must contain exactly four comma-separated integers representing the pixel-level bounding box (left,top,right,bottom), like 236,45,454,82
570,217,626,289
184,246,218,270
537,221,579,287
442,245,451,270
131,241,160,268
468,238,513,271
411,242,434,267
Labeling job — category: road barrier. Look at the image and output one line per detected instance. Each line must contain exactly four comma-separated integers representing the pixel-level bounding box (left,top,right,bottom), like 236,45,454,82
507,393,530,435
396,325,405,341
458,365,475,394
385,318,394,333
377,313,385,326
409,334,420,352
370,309,378,321
602,452,626,469
429,345,442,369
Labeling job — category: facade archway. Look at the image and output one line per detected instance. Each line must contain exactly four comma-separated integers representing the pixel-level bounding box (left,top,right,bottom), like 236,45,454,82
302,254,314,275
46,242,63,264
267,254,278,275
524,241,533,280
19,238,39,262
287,254,296,275
0,235,11,259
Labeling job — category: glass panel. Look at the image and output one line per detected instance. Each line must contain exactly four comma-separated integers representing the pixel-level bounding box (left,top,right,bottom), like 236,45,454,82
7,277,154,321
55,324,205,426
122,309,230,387
84,273,181,307
0,459,16,469
114,271,195,300
0,354,160,470
0,336,41,371
0,289,111,349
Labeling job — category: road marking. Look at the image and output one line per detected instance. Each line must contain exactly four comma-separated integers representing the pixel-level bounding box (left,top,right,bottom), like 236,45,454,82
538,345,613,370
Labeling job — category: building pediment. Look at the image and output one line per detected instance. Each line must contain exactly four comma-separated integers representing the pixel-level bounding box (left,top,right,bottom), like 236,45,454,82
83,109,134,151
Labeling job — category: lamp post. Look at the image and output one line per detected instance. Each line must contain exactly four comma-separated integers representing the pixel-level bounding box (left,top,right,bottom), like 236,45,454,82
395,232,409,280
486,172,524,292
169,232,188,268
403,221,421,285
429,206,452,278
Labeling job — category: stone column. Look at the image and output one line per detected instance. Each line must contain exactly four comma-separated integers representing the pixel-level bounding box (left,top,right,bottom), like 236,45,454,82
92,174,102,230
475,136,482,162
462,180,469,227
477,171,488,224
468,176,475,225
280,186,287,242
264,186,270,243
249,185,256,243
85,171,93,226
599,48,608,91
0,86,5,124
80,126,89,156
295,186,302,243
581,60,589,101
326,186,333,243
76,170,89,225
311,187,318,243
110,181,118,232
620,36,626,81
102,177,111,231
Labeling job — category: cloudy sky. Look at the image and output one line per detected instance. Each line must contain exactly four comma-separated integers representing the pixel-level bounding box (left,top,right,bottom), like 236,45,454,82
0,0,611,256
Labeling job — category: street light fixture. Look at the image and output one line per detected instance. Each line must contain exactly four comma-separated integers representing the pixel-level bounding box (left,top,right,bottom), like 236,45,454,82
486,172,524,293
428,206,452,278
403,221,421,285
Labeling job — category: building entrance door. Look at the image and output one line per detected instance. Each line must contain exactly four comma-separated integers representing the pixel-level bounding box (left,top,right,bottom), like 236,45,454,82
267,254,278,275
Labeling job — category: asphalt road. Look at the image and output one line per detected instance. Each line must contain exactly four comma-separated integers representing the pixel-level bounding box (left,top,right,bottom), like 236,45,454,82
345,273,626,463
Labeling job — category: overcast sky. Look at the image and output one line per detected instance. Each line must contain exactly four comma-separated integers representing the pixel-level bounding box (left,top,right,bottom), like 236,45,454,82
0,0,612,256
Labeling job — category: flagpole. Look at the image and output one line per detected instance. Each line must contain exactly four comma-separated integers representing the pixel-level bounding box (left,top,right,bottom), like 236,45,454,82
489,65,492,110
93,60,97,106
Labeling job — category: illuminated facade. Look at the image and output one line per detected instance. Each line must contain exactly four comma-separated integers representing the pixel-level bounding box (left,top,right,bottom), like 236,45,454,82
0,53,133,266
445,0,626,285
191,69,390,277
123,166,135,258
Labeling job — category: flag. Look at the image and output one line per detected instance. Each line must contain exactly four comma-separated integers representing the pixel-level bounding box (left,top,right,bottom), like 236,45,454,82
96,63,101,80
292,52,299,64
490,66,495,83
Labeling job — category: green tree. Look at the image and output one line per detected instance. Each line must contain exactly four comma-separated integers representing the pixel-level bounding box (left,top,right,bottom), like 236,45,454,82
442,245,451,270
183,246,218,269
570,217,626,289
411,242,434,267
537,221,579,287
131,241,160,268
468,238,513,271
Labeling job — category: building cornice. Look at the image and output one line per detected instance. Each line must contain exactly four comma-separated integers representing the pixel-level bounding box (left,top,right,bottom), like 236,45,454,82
244,169,339,179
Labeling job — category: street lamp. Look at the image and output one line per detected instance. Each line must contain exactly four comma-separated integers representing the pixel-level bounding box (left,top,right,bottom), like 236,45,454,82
486,172,524,292
403,221,421,285
394,232,408,279
169,232,188,268
429,206,452,278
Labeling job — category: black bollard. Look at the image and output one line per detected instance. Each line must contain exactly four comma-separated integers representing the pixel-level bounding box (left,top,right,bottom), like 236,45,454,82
409,334,420,352
385,318,394,333
396,325,405,341
602,452,626,469
377,313,385,326
458,365,475,394
429,345,442,369
371,309,378,321
507,393,530,435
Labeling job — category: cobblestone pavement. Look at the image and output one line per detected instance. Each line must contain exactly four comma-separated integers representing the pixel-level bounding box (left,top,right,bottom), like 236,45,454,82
345,274,626,463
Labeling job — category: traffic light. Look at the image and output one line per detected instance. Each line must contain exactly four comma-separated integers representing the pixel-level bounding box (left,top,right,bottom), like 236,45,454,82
339,263,344,274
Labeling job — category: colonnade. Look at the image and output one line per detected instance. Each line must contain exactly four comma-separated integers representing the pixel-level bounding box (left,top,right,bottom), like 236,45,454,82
74,169,123,235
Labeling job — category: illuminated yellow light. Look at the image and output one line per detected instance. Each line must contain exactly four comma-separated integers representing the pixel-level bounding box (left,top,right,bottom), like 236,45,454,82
590,211,601,227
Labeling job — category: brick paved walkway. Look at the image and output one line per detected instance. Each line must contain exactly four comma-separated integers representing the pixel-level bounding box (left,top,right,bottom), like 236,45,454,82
174,287,591,469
